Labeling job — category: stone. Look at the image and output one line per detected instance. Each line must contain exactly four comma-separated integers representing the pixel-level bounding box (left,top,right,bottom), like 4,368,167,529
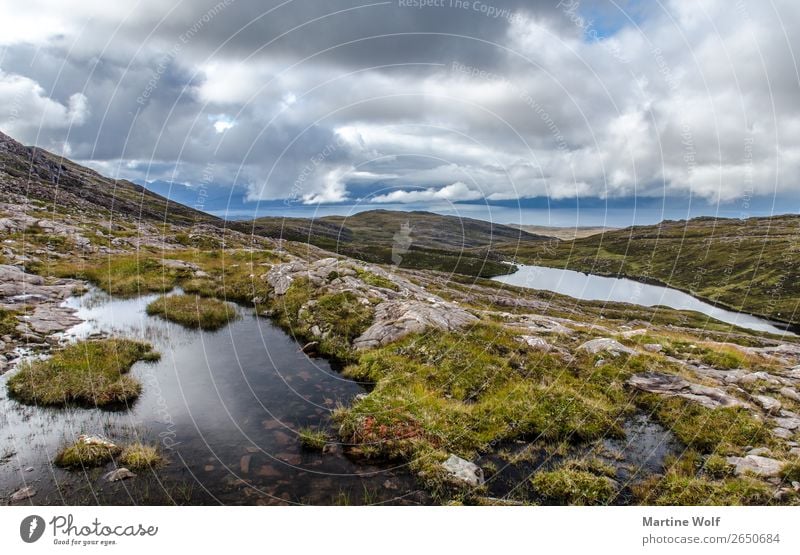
726,455,784,477
789,447,800,456
772,427,794,439
104,468,136,482
78,434,118,449
520,335,553,352
628,372,749,409
779,387,800,402
577,338,635,357
240,455,252,474
441,454,484,487
774,416,800,430
643,343,663,353
354,300,478,350
754,395,782,415
747,447,772,457
10,486,36,502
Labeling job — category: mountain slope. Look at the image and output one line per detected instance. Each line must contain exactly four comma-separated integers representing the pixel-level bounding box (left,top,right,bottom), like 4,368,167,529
0,131,220,227
249,209,549,277
502,215,800,324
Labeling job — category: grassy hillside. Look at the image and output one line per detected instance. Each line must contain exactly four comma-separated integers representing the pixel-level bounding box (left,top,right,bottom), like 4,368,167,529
501,215,800,324
249,209,548,278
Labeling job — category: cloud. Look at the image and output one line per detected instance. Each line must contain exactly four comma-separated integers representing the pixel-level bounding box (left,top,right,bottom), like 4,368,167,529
0,0,798,205
370,182,483,203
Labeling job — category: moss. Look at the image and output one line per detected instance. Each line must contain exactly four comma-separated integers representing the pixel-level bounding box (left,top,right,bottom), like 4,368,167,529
119,443,163,470
7,339,158,407
530,468,617,505
146,294,238,330
637,394,771,454
298,428,328,451
55,439,121,468
356,270,399,291
781,460,800,482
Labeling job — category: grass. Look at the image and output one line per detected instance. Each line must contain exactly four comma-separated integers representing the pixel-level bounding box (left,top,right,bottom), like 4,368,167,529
119,443,163,469
335,324,631,496
7,339,159,407
55,438,121,468
270,278,374,360
357,270,399,291
636,394,772,454
0,308,19,337
530,468,617,505
633,452,776,505
298,428,328,451
146,294,237,330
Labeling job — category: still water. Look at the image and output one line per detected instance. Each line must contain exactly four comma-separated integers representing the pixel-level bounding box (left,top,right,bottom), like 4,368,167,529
0,290,425,505
492,264,795,336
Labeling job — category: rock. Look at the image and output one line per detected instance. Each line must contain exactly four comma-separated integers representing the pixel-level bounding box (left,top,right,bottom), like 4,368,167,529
774,416,800,430
354,300,478,350
628,372,749,409
726,455,784,477
520,335,553,352
779,387,800,402
643,343,663,353
772,427,794,440
441,454,484,487
789,447,800,457
754,395,782,415
78,434,118,449
160,259,199,271
620,329,648,338
240,455,251,474
578,338,635,357
10,486,36,502
747,447,772,457
300,341,319,354
104,468,136,482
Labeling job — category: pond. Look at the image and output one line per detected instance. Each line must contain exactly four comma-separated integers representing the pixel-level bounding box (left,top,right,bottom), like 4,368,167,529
492,264,796,336
0,289,426,505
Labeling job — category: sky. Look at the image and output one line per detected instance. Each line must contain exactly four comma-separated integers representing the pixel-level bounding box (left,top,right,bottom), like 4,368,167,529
0,0,799,212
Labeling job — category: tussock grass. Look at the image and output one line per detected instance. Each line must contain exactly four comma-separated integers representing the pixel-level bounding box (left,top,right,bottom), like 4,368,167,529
0,308,19,337
55,439,121,468
146,294,237,330
7,339,159,407
119,443,163,469
531,468,617,505
298,428,327,451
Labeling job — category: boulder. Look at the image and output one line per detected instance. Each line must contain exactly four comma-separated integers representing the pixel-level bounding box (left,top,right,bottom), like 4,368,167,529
754,395,782,415
726,455,784,477
353,300,478,350
441,454,484,487
578,338,635,357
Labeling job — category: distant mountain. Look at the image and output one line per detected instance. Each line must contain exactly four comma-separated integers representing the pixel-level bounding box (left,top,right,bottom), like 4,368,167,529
135,179,254,215
0,131,220,227
250,209,549,277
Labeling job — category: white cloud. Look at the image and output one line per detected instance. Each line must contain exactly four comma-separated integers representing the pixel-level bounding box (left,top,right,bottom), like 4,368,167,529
370,182,483,203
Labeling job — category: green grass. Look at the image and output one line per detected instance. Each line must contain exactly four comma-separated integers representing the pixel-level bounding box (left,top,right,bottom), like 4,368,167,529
298,428,328,451
55,438,121,468
7,339,159,407
146,294,237,330
119,443,163,469
531,468,617,505
0,308,19,337
356,270,399,291
335,324,630,487
636,394,772,455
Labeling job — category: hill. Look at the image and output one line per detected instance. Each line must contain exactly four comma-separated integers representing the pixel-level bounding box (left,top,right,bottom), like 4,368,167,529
501,215,800,324
250,209,549,277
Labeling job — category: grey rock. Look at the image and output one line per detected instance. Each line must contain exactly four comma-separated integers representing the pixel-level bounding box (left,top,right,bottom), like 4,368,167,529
774,416,800,431
578,338,635,357
747,447,772,457
520,335,554,352
754,395,782,415
779,387,800,402
772,427,793,440
104,468,136,482
441,454,484,487
628,372,749,409
643,343,663,353
10,486,36,502
354,300,477,350
726,455,784,477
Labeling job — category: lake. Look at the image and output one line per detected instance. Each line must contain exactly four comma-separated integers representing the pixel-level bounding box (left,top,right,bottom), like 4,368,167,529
492,264,796,336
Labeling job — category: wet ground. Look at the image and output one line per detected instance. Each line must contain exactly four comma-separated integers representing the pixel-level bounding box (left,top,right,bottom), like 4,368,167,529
0,289,427,505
